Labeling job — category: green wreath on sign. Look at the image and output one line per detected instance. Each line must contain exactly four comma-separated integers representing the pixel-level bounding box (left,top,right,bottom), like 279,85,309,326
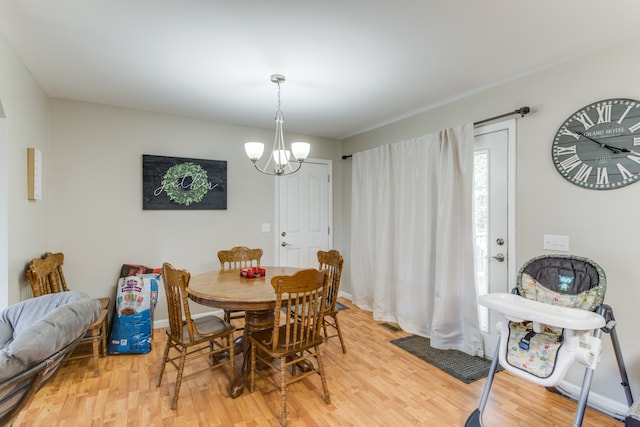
162,162,212,206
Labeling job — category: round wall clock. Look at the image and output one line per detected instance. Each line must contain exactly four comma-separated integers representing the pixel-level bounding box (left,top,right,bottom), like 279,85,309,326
552,98,640,190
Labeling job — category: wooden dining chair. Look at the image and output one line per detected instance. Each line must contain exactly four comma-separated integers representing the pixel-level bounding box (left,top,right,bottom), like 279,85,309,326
26,252,109,377
249,268,331,426
217,246,263,329
156,262,236,410
316,249,347,353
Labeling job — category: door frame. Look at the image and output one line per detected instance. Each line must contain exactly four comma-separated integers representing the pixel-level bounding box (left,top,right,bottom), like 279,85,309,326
274,158,333,266
474,119,517,289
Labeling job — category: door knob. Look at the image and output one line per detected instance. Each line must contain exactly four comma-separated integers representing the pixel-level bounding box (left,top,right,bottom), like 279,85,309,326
490,253,505,262
281,242,291,247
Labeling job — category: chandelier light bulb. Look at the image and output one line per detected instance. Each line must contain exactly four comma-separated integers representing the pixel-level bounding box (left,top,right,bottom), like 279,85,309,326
291,142,310,161
244,142,265,161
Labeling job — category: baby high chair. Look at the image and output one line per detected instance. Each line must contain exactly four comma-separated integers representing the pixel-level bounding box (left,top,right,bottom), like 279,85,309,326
466,254,633,427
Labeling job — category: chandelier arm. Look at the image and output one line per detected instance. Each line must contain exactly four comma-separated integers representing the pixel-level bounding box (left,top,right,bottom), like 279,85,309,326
251,160,303,177
288,161,303,174
252,162,278,176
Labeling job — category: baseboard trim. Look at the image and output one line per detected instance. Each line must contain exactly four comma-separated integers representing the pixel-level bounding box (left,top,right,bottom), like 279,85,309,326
556,380,629,420
153,308,224,330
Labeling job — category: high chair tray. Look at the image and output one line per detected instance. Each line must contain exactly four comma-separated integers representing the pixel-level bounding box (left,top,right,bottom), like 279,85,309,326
478,293,605,330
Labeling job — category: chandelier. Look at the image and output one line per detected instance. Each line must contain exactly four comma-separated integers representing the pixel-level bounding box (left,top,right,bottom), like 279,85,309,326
244,74,310,176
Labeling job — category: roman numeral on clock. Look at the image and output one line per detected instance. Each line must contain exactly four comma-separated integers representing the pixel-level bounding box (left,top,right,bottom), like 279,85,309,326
596,167,609,185
574,164,592,183
596,103,612,123
558,128,580,140
554,145,577,156
559,155,582,173
617,105,633,124
575,112,595,130
627,153,640,165
617,163,634,180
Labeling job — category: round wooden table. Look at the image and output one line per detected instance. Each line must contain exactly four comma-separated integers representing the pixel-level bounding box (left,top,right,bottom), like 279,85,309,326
188,266,300,398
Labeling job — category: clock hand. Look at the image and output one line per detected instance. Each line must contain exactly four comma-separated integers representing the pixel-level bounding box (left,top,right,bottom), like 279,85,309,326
575,131,630,154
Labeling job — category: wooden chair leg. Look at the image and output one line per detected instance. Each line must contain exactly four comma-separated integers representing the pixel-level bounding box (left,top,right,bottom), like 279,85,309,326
333,314,347,354
156,338,171,387
280,356,288,426
315,347,331,404
250,343,257,393
100,316,108,356
91,328,100,377
170,348,188,410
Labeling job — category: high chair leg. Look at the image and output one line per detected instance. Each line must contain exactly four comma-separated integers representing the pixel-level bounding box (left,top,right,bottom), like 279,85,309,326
465,340,501,427
573,364,596,427
552,304,633,423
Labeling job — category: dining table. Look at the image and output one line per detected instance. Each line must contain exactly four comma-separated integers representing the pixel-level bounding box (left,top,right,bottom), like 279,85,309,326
187,266,301,398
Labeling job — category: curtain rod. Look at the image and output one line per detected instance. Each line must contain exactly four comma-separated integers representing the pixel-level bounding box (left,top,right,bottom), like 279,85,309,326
341,106,531,159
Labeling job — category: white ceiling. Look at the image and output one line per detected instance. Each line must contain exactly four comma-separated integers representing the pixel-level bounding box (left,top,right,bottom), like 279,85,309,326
1,1,640,140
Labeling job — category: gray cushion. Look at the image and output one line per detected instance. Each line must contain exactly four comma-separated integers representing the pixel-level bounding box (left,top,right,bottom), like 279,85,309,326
0,292,100,382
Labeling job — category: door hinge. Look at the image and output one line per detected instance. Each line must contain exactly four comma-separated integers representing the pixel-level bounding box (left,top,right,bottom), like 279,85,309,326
328,226,330,235
328,174,331,183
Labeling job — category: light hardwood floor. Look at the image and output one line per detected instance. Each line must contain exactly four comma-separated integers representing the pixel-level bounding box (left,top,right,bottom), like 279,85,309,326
15,299,622,426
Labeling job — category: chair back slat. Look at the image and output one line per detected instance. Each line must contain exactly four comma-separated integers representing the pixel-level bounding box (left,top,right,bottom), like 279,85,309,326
161,263,195,343
27,253,70,297
271,268,328,352
218,246,263,270
317,250,344,314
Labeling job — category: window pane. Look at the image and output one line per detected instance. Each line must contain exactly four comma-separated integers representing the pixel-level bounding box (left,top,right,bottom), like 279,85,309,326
474,149,489,333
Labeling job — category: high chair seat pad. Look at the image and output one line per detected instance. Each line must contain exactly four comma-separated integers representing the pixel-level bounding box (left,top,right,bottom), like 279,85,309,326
522,256,600,294
506,322,563,379
520,273,601,312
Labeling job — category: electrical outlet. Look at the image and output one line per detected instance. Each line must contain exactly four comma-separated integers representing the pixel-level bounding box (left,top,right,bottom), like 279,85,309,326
543,234,569,251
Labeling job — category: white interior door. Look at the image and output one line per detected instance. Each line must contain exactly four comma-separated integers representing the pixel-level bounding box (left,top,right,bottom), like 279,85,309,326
474,119,516,357
277,160,332,267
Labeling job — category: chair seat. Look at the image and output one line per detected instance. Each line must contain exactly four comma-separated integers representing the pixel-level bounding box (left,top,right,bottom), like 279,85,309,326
251,325,324,353
181,315,234,342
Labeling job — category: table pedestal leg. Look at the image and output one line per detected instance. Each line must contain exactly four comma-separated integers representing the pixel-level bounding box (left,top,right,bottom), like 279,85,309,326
229,308,274,398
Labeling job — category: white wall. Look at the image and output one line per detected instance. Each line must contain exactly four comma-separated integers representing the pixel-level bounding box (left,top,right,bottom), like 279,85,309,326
341,36,640,410
48,99,342,321
0,35,50,305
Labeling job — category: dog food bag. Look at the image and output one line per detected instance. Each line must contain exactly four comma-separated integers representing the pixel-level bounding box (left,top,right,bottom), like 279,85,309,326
108,273,159,354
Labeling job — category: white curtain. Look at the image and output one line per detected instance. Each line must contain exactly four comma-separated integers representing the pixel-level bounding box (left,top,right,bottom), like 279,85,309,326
350,123,483,356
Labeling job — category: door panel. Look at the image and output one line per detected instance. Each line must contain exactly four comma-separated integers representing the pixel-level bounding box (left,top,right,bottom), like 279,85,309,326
277,161,332,267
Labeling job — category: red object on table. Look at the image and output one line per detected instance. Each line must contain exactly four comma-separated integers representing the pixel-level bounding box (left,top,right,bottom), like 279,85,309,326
240,267,265,278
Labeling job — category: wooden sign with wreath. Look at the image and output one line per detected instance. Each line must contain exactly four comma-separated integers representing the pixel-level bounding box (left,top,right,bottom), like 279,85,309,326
142,154,227,210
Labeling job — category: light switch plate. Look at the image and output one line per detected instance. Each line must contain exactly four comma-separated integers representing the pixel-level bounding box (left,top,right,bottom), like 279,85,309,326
543,234,569,251
261,223,270,233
